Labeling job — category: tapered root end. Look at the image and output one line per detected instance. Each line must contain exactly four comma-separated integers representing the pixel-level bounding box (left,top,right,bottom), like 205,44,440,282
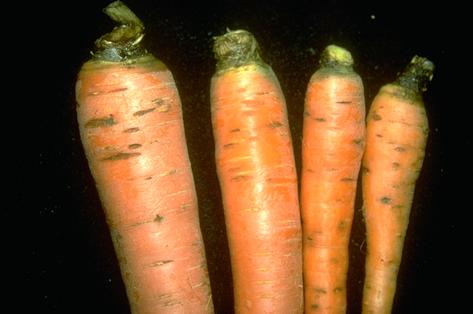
396,56,434,93
319,45,354,68
213,29,263,72
93,1,147,61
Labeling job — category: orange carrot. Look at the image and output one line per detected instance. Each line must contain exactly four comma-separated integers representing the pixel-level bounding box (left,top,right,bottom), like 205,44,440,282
361,56,434,314
301,45,366,313
210,29,303,313
75,2,213,313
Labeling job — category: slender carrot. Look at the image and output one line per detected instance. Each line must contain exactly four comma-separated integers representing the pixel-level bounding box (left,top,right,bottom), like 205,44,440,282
301,45,366,313
75,2,213,313
361,56,434,314
210,29,303,313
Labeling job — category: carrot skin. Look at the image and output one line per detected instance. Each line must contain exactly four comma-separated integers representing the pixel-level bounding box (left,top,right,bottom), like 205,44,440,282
301,46,366,313
361,56,433,314
211,30,303,313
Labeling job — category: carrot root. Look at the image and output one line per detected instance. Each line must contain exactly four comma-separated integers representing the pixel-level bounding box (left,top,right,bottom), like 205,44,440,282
211,29,303,313
76,2,214,313
361,56,434,314
301,45,366,313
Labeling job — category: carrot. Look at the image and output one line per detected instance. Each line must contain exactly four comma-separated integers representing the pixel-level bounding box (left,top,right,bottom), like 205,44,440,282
210,29,303,313
75,2,213,313
301,45,366,313
361,56,434,314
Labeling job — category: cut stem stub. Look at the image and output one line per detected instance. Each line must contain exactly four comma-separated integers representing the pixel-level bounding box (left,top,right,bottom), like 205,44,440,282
93,1,147,62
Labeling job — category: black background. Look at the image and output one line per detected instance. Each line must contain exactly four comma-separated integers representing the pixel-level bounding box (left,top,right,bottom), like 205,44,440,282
38,0,456,313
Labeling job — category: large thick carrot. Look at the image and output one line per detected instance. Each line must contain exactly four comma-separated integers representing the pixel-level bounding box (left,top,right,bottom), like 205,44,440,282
75,2,213,313
301,45,366,313
210,29,303,313
361,56,434,314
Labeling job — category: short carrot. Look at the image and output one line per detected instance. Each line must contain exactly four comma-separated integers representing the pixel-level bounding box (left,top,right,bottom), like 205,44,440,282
361,56,434,314
301,45,366,313
75,2,213,313
210,29,303,313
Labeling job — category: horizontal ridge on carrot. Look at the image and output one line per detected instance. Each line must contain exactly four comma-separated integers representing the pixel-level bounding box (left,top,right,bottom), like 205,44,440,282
210,29,303,313
361,56,434,314
75,1,214,313
301,45,366,313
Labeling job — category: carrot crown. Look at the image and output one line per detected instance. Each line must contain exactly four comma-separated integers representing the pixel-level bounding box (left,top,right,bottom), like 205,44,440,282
93,1,147,62
395,56,434,93
319,45,354,70
213,29,264,72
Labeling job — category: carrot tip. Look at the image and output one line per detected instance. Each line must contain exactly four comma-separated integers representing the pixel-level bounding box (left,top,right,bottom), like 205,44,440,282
396,55,434,93
213,29,263,72
319,45,354,68
93,1,147,62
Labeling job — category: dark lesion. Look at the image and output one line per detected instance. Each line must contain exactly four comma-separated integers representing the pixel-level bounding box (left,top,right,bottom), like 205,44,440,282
313,287,327,294
352,138,363,145
371,112,382,121
123,127,140,133
128,143,142,149
85,115,117,128
102,152,141,161
133,107,156,116
380,196,392,204
269,121,284,128
149,260,173,267
394,146,406,152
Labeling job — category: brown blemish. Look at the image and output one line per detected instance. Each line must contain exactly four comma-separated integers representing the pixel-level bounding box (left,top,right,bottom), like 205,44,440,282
380,196,392,204
269,121,284,128
128,143,142,149
108,87,129,93
166,169,177,176
394,146,406,152
223,142,238,149
102,152,141,161
153,99,171,112
337,220,348,232
315,117,326,122
154,214,164,222
133,107,156,116
341,177,355,182
353,138,363,145
314,287,327,294
392,162,400,169
372,112,382,120
85,115,117,128
230,128,241,132
336,100,352,104
310,303,320,311
150,260,173,267
231,175,251,182
123,127,140,133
